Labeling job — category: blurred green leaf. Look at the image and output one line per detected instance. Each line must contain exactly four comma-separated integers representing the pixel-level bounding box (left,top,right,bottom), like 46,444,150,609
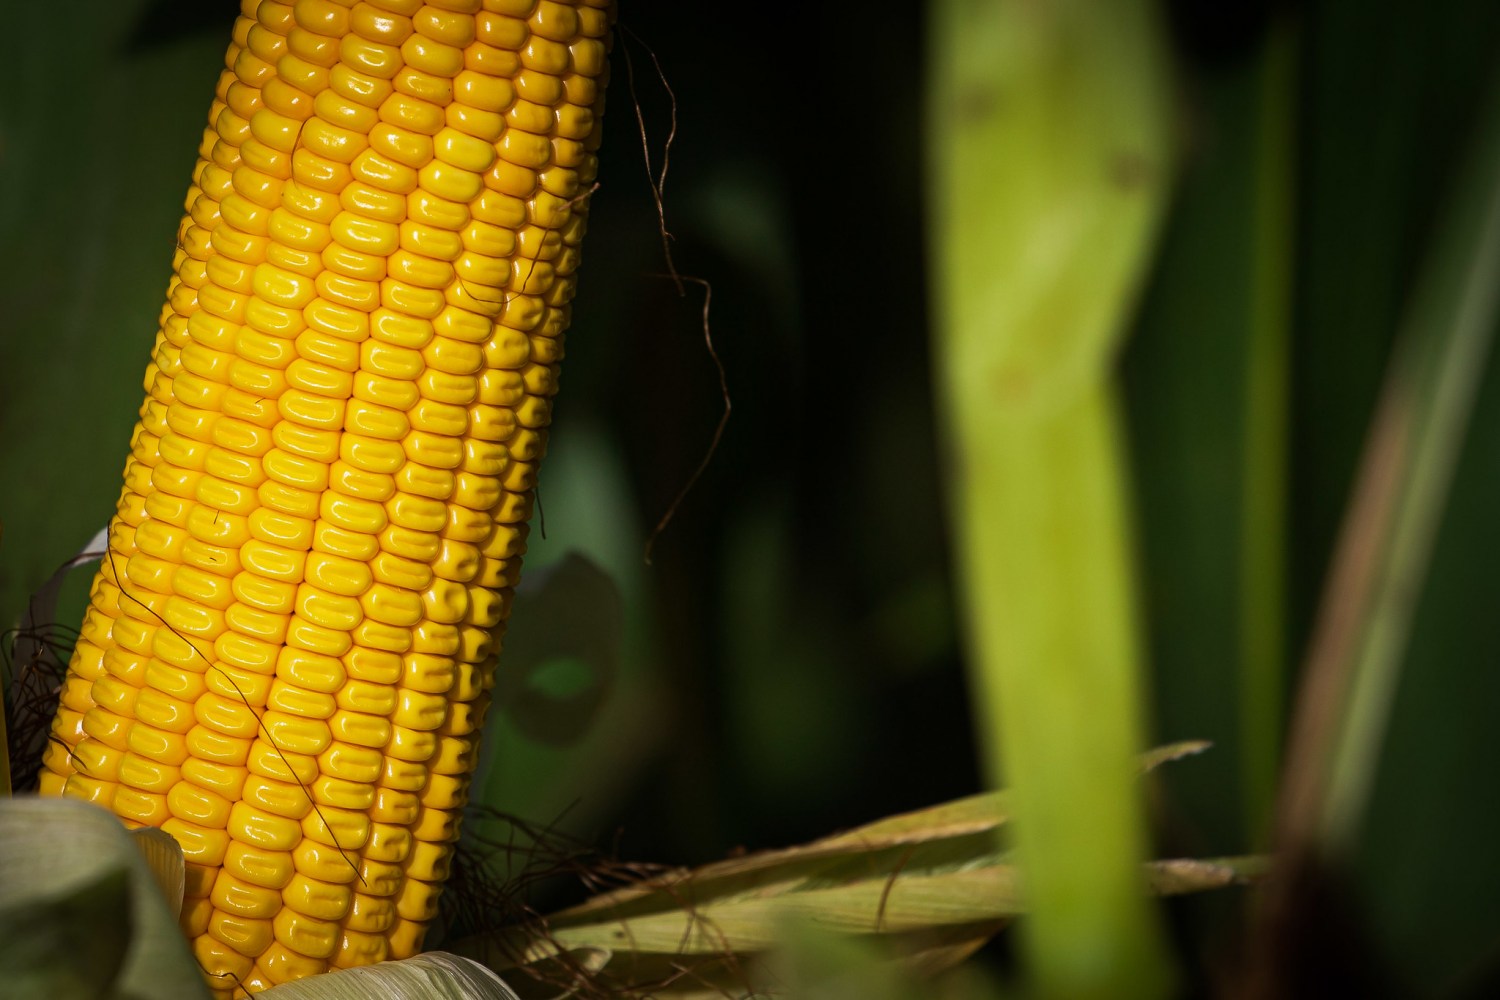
0,797,208,1000
0,3,227,634
1280,51,1500,858
492,552,623,748
927,0,1175,995
1124,19,1296,859
1236,19,1298,845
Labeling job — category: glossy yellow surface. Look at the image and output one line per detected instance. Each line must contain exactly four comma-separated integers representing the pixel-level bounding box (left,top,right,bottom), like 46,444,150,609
42,1,612,994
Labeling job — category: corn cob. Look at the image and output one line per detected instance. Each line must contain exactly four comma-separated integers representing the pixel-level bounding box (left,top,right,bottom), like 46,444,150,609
39,0,612,993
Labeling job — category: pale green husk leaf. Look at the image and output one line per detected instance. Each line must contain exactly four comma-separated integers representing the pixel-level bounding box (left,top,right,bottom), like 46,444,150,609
256,952,521,1000
0,796,207,1000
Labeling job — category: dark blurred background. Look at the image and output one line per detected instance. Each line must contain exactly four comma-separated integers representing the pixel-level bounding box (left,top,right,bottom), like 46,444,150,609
4,1,1500,995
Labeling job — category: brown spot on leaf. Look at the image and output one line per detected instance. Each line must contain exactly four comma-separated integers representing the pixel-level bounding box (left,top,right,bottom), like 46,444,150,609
989,364,1034,406
1110,151,1157,191
956,84,1000,124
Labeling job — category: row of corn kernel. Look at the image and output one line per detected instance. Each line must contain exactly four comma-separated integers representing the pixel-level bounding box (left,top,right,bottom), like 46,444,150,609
41,3,292,995
189,2,437,987
166,25,311,983
47,0,342,989
43,4,266,788
187,0,608,990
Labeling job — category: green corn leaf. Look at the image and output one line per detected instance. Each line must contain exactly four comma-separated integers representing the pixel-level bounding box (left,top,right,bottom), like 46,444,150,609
927,1,1176,996
1280,51,1500,858
0,797,208,1000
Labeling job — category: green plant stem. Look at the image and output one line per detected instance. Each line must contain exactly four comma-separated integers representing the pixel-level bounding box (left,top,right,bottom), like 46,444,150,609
1238,19,1298,847
927,1,1174,996
948,385,1166,998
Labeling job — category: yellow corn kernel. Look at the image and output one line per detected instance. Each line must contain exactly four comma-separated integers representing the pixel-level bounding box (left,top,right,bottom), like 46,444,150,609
212,870,283,918
42,0,613,993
